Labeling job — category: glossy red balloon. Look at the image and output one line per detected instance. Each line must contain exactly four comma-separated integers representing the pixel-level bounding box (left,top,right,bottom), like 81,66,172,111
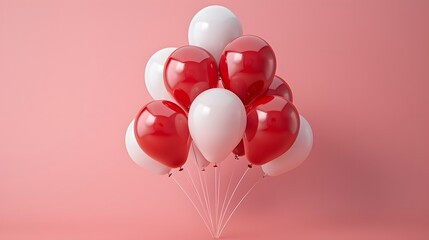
244,96,300,165
164,45,218,111
220,35,276,106
265,76,293,102
134,100,191,168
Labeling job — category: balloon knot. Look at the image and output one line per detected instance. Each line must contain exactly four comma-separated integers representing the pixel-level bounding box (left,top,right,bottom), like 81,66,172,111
213,164,218,168
234,155,239,160
168,173,172,177
179,167,184,171
201,168,206,172
248,164,253,168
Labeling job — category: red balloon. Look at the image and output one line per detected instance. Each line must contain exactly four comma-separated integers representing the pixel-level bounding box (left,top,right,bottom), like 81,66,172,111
134,100,191,168
164,45,218,111
233,139,245,157
244,96,300,165
220,35,276,106
265,76,293,102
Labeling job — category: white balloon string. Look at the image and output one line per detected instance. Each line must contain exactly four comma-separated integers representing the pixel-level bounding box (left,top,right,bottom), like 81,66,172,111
219,175,263,236
197,167,213,234
202,168,215,233
217,156,238,230
215,163,222,237
171,173,213,237
184,167,211,231
214,164,219,237
192,143,215,234
218,161,249,230
188,145,211,224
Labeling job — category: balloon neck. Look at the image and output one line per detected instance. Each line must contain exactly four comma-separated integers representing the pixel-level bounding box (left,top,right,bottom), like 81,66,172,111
168,173,172,177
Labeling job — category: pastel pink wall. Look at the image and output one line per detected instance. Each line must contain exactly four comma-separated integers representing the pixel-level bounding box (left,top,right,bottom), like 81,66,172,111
1,0,429,239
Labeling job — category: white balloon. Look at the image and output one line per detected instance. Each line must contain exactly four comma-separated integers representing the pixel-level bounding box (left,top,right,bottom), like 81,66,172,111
261,115,313,176
188,89,246,163
144,48,176,101
125,120,171,175
188,5,242,64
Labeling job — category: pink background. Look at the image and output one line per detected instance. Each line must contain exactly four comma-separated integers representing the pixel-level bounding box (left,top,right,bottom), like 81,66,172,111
1,0,429,239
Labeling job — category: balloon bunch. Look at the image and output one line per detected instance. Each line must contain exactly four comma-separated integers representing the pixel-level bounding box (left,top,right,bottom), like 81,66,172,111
125,5,313,238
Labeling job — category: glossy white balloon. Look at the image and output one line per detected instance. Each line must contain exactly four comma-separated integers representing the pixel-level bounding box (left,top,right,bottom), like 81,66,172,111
261,115,313,176
188,5,242,64
125,120,171,175
188,89,246,163
144,47,176,101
